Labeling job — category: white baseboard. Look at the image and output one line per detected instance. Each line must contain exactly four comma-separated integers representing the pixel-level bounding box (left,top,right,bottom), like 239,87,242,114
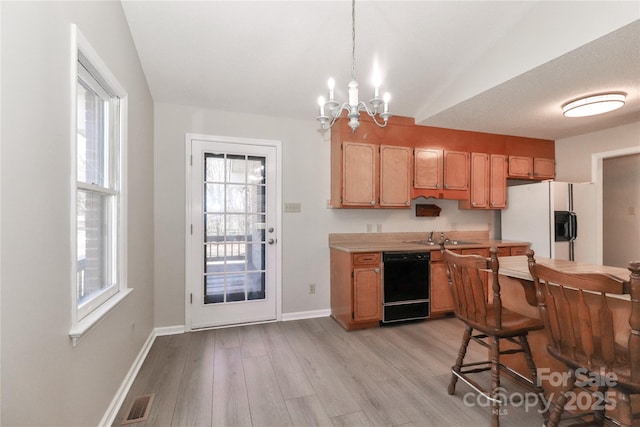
155,325,186,336
281,309,331,322
99,312,326,426
99,329,156,427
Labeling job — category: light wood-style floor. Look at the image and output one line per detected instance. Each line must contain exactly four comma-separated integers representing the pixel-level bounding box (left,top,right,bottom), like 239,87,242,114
113,316,547,427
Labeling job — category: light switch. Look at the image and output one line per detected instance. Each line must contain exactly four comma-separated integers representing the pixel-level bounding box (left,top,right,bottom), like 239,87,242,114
284,202,301,213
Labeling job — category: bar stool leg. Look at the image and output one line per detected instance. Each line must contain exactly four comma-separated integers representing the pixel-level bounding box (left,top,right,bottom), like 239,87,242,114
518,335,548,418
491,335,501,427
547,369,576,427
449,325,473,395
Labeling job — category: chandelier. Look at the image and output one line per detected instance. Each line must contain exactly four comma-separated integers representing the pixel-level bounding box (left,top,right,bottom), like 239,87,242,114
316,0,392,133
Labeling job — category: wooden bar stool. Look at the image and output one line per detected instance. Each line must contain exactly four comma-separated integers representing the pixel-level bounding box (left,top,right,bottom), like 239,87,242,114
527,251,640,427
443,246,547,427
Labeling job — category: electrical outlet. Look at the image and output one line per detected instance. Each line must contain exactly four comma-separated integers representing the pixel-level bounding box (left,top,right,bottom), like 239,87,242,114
309,283,316,294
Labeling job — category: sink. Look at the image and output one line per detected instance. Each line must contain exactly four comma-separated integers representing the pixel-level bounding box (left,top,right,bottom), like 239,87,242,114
445,240,477,245
402,240,439,246
402,240,477,246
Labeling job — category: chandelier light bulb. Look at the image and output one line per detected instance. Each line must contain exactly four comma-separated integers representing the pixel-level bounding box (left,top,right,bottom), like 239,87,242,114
327,78,335,101
318,96,326,116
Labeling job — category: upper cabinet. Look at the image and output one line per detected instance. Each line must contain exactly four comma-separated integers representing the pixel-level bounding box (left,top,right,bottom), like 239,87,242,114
414,149,469,200
329,116,555,209
341,141,378,207
459,153,506,210
507,156,555,179
332,141,411,208
533,157,555,179
379,145,412,207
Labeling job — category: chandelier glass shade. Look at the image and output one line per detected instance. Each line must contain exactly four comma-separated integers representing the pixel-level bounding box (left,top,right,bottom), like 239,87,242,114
562,93,626,117
316,0,391,132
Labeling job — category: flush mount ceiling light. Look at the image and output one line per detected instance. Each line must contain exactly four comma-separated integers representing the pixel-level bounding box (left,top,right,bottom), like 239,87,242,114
562,93,626,117
316,0,392,133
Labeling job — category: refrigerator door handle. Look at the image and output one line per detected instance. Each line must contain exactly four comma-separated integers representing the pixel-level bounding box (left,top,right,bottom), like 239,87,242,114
568,212,578,241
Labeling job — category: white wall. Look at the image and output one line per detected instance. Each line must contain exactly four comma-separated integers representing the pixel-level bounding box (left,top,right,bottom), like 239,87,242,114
154,102,496,327
1,2,154,425
555,121,640,182
555,120,640,267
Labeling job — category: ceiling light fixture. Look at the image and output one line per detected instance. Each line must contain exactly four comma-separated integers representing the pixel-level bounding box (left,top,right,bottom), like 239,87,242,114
562,93,626,117
316,0,391,133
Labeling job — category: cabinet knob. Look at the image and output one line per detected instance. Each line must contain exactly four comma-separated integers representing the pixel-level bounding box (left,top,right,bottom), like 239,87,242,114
406,201,410,206
444,184,449,189
370,200,375,205
471,202,476,206
374,268,380,273
435,184,440,189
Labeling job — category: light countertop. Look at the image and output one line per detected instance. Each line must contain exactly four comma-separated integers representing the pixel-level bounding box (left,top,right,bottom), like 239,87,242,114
497,255,631,300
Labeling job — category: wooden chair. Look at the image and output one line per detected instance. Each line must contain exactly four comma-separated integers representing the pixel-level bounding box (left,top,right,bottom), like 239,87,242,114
527,250,640,427
443,246,547,427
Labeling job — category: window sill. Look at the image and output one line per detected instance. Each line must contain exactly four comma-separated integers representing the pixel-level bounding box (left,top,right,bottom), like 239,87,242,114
69,288,133,347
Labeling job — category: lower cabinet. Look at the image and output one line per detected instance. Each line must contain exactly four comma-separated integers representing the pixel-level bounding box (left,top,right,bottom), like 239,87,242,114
429,249,457,315
330,249,381,330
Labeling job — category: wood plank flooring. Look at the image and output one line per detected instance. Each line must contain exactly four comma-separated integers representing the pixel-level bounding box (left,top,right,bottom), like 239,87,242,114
113,316,548,427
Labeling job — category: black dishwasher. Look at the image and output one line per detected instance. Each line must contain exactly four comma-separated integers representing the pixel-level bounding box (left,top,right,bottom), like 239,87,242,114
382,252,430,323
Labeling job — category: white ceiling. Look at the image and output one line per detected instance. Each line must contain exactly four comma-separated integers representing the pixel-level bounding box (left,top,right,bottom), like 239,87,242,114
121,1,640,140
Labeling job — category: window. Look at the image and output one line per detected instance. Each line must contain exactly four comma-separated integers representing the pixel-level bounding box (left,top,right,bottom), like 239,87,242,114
70,26,129,345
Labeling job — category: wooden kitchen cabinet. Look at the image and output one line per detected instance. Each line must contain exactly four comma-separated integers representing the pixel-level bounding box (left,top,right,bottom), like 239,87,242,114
379,145,412,207
508,156,555,179
341,141,378,207
430,249,456,315
509,245,529,256
413,148,469,200
330,249,382,330
332,141,411,208
459,153,506,209
533,158,555,179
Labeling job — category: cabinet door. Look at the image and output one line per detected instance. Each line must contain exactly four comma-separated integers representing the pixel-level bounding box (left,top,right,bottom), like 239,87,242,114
469,152,489,208
443,151,469,190
489,154,507,208
353,267,381,322
342,142,377,206
414,148,442,189
508,156,533,178
380,145,412,207
510,246,529,256
430,261,454,314
533,158,555,179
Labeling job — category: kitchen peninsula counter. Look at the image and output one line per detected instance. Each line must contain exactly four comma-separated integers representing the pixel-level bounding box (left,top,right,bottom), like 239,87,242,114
496,255,633,403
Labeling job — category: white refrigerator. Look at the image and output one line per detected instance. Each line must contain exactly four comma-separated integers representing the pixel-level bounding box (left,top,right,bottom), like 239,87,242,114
501,181,597,263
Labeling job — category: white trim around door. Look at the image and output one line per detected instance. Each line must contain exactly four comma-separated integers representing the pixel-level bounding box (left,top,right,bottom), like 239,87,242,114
185,133,282,331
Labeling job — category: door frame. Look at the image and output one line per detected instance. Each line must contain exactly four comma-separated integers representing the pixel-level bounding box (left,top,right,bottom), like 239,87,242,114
184,133,282,331
591,145,640,265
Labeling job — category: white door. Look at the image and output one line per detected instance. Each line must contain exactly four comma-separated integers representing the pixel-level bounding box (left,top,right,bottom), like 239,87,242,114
187,136,280,329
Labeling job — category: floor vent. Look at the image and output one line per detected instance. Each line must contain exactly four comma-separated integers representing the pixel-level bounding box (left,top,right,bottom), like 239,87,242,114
122,394,155,425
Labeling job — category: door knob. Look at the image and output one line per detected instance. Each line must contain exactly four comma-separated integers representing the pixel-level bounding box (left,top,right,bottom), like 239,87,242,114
268,227,274,233
267,238,276,245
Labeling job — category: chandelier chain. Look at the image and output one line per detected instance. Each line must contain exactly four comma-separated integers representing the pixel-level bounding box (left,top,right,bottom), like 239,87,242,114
351,0,356,81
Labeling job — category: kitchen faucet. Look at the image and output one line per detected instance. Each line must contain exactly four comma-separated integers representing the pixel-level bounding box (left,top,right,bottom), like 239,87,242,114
428,230,435,242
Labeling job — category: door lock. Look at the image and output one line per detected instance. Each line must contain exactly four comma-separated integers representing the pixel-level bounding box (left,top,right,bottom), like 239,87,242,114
268,238,276,245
